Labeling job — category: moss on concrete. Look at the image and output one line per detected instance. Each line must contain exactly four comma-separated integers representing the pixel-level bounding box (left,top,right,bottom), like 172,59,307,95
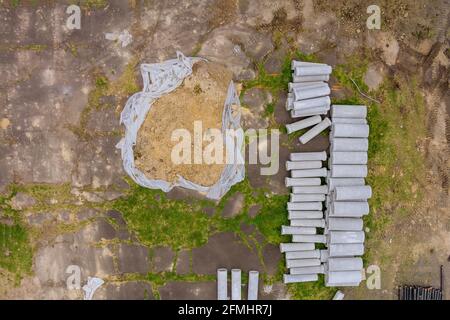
69,59,139,140
112,184,212,251
0,192,33,281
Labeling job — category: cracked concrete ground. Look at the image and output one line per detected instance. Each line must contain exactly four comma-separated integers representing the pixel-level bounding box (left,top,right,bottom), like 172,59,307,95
0,0,449,300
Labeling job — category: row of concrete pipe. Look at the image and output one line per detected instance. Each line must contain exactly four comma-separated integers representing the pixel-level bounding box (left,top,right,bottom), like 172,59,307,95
285,61,333,144
282,150,330,284
217,269,259,300
324,104,371,287
282,61,372,289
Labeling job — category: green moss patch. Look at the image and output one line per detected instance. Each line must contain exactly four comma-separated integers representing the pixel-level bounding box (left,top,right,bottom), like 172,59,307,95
0,192,33,281
112,185,212,251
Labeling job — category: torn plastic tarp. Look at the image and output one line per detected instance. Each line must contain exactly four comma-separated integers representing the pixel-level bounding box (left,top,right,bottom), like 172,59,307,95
82,277,104,300
116,51,245,200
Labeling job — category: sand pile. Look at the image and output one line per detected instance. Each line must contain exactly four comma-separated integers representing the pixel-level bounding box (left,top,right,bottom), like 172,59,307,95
134,61,233,187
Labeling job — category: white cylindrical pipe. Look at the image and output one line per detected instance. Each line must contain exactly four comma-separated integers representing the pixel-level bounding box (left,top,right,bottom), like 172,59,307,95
290,151,326,161
282,226,316,235
330,165,367,178
329,243,365,257
293,103,330,113
291,106,329,118
292,234,326,243
285,177,322,187
285,250,321,260
327,177,365,191
283,274,318,283
295,65,332,76
332,117,367,124
334,186,372,200
286,160,322,170
331,138,368,152
331,124,369,138
291,168,327,178
290,194,325,202
331,105,367,118
330,201,369,217
286,96,293,110
288,211,323,219
280,243,315,252
231,269,241,300
325,281,360,287
217,268,228,300
286,115,322,134
299,118,332,144
292,185,328,194
247,271,259,301
293,96,331,110
333,290,345,300
327,271,362,284
320,250,329,262
293,75,329,82
288,81,328,90
290,219,325,228
286,258,321,268
330,152,367,165
289,81,327,92
325,196,331,208
328,231,365,244
293,86,330,101
291,61,327,70
327,218,363,231
289,82,328,92
290,265,324,275
287,202,322,211
327,257,363,271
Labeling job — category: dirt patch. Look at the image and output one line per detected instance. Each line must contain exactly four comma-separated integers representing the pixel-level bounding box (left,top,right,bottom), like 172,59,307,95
135,61,232,187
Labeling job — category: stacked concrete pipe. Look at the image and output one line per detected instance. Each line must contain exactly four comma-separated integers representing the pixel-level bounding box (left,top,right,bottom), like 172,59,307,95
282,150,328,284
323,104,371,287
285,61,333,146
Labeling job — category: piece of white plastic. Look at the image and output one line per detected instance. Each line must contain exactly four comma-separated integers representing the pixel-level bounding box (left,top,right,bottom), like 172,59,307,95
82,277,104,300
117,52,244,200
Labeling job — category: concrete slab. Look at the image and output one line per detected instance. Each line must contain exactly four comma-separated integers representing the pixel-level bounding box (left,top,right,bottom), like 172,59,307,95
192,232,263,275
94,281,154,300
262,244,282,275
175,250,191,275
248,204,262,218
159,281,216,300
151,246,175,273
117,244,150,274
222,192,245,218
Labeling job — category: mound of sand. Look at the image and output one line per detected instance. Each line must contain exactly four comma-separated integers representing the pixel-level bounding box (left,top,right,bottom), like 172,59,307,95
134,60,233,187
